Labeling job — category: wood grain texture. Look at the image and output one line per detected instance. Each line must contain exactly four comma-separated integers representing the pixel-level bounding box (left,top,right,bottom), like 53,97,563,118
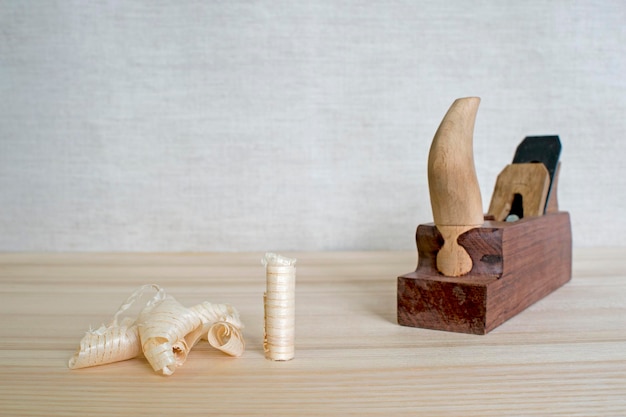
487,163,551,221
1,250,625,416
398,212,572,334
428,97,484,276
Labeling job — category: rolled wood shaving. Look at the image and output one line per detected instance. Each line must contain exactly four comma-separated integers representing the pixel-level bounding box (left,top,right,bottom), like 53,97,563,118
263,252,296,361
68,284,244,375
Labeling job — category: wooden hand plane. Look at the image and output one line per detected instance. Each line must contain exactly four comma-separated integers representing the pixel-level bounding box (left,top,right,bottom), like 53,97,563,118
397,97,572,335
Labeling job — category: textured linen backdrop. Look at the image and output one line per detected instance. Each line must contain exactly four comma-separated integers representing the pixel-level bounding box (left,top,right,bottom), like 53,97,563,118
1,1,625,251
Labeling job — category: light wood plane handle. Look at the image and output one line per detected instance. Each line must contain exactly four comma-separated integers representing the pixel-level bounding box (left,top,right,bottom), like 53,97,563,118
428,97,484,277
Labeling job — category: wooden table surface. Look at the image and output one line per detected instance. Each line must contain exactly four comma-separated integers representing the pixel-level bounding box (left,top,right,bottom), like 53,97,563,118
0,250,624,416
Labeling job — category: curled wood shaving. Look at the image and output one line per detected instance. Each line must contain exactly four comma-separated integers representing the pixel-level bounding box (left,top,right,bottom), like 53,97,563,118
263,252,296,361
68,284,244,375
207,321,245,356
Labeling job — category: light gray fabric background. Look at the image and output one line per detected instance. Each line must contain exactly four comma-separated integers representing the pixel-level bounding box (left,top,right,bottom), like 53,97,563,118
1,1,625,251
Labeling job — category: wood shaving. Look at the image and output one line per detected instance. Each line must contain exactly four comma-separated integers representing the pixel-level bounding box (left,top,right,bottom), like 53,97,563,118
68,284,244,375
263,253,296,361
